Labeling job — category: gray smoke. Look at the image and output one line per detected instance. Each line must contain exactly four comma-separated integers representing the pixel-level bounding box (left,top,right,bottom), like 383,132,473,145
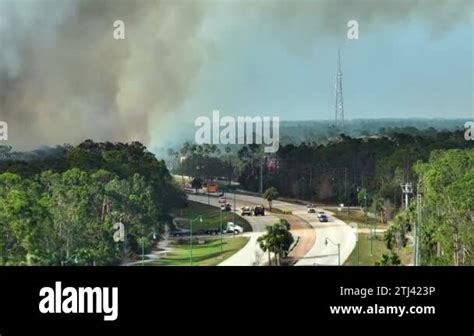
0,0,471,150
0,0,209,149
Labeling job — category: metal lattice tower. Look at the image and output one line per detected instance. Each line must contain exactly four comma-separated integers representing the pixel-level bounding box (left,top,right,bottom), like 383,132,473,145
334,49,344,127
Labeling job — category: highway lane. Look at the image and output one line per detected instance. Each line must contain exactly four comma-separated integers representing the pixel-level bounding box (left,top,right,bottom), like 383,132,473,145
187,193,279,266
187,193,278,232
187,192,355,266
239,194,356,266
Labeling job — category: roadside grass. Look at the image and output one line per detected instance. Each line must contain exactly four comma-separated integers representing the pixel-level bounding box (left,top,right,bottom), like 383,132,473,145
345,233,413,266
149,237,249,266
326,208,386,229
173,200,252,232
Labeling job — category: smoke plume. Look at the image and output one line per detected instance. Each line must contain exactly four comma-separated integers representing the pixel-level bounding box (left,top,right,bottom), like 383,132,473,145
0,0,209,149
0,0,471,150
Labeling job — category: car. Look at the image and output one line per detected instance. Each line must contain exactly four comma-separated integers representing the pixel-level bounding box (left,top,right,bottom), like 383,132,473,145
307,206,316,213
253,205,265,216
318,215,328,222
218,196,227,203
224,222,244,234
221,203,232,211
241,206,252,216
317,211,326,218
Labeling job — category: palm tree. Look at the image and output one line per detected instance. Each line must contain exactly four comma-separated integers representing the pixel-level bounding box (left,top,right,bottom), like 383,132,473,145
258,225,276,266
373,196,386,225
263,187,279,211
257,220,294,266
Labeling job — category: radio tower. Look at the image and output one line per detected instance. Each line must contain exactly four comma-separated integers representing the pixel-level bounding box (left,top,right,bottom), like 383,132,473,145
334,49,344,127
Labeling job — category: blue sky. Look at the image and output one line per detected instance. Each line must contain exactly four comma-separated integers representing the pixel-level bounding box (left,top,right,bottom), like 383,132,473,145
176,1,473,122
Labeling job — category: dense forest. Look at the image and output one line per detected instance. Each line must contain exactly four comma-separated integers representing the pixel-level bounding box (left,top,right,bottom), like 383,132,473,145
242,131,471,206
0,128,472,266
0,140,186,265
176,130,471,206
174,129,473,265
414,149,473,265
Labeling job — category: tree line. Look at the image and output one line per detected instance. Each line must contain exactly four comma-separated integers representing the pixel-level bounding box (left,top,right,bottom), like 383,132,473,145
0,140,186,265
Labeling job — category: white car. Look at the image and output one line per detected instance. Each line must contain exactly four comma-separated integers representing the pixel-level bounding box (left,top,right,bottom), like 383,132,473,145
241,206,252,216
307,207,316,213
317,211,326,218
218,196,227,203
225,222,244,234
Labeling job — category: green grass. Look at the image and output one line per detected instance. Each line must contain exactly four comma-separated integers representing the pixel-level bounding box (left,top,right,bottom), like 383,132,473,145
149,237,250,266
326,208,386,229
345,233,413,266
173,201,252,232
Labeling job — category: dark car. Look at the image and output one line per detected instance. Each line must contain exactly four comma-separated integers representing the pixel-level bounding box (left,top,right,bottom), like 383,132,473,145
253,205,265,216
318,215,328,223
221,203,232,211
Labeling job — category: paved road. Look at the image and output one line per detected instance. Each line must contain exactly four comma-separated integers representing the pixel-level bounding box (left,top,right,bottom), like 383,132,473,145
188,193,278,266
188,193,278,232
256,197,356,266
188,193,356,266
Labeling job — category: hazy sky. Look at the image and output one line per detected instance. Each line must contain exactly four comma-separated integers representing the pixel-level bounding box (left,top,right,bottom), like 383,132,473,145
178,1,473,122
0,0,472,150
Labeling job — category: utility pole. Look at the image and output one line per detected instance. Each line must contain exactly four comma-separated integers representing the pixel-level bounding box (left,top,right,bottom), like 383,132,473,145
344,167,349,216
334,49,345,127
220,209,223,256
352,223,359,265
189,216,203,266
415,178,423,266
401,182,413,210
233,192,236,225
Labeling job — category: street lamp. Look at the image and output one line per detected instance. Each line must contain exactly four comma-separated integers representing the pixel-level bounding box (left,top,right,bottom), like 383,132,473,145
356,190,373,257
190,215,203,266
351,222,359,265
137,231,157,266
233,192,236,225
220,208,224,256
126,231,157,266
325,237,341,266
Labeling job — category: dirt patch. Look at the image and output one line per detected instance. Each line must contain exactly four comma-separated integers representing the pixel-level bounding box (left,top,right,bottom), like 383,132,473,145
270,213,316,263
288,229,316,261
276,213,312,230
